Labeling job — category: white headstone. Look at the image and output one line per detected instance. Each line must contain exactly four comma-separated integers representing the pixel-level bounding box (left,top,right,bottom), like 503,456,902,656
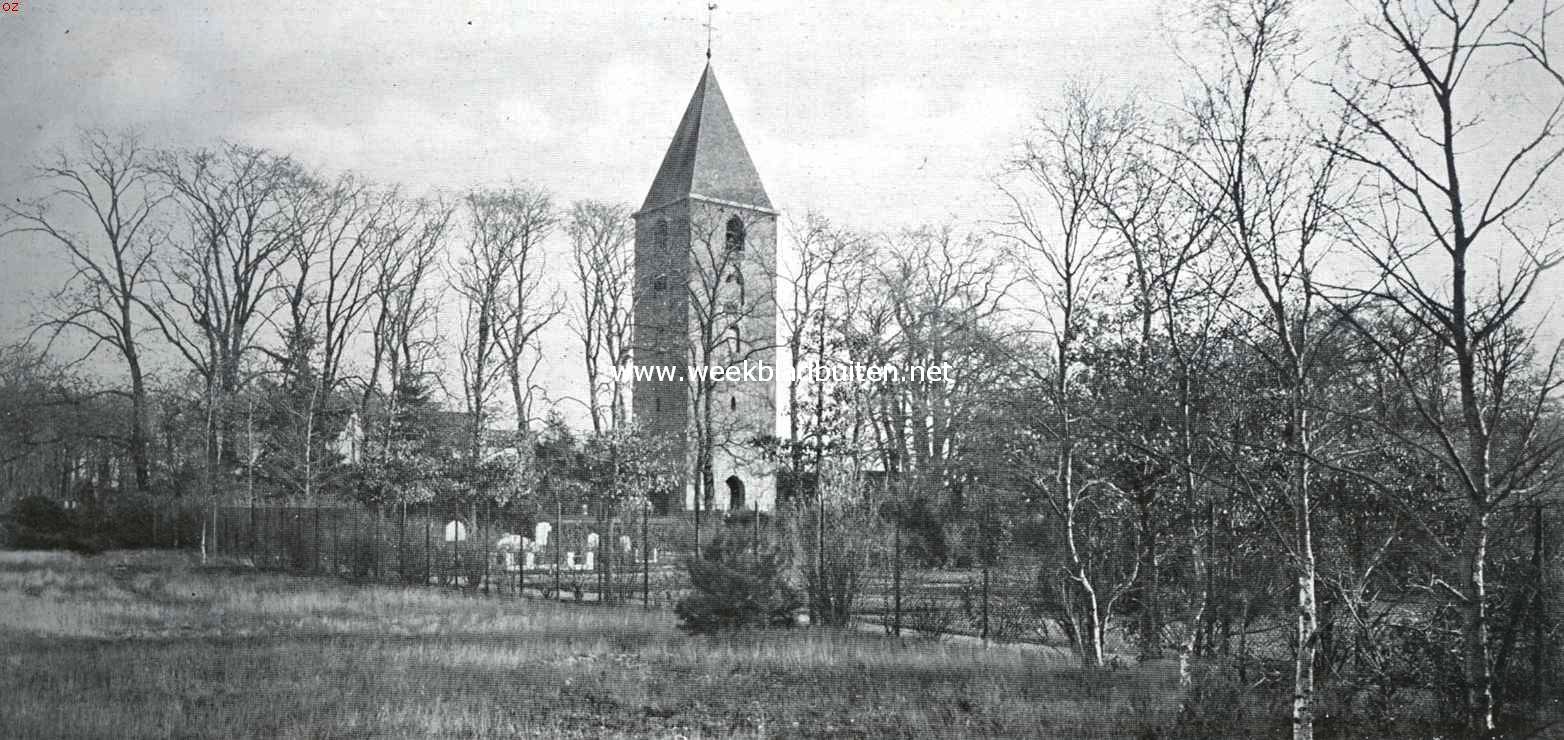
496,533,522,551
619,535,632,553
584,551,596,571
586,532,600,550
565,551,577,569
444,520,467,542
533,521,551,546
523,552,536,570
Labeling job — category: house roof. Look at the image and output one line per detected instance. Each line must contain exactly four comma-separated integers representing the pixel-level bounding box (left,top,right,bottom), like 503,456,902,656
639,64,773,215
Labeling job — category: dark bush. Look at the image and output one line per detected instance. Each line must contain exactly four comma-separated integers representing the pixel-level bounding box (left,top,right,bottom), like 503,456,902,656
101,492,160,548
675,528,800,634
897,496,948,567
13,495,73,536
9,495,106,553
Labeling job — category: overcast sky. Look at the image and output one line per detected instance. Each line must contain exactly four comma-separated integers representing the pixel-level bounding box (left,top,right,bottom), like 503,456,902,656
0,1,1197,413
1,0,1556,422
0,1,1189,325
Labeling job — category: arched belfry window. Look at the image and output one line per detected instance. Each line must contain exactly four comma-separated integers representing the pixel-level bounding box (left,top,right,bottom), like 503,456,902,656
725,216,745,254
655,219,670,253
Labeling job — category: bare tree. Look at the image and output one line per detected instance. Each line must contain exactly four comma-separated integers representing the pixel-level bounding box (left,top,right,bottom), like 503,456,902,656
492,186,559,451
447,185,557,461
1324,1,1564,731
2,130,168,492
873,225,1011,510
1175,2,1364,735
567,200,634,434
1000,84,1138,669
777,212,874,620
680,206,776,548
146,143,300,465
778,213,869,486
1087,95,1232,665
363,195,451,436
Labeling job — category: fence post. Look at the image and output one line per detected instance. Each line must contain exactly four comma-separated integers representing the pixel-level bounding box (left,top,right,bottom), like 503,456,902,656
555,498,563,601
982,565,990,644
1534,505,1547,706
642,502,650,608
275,505,282,569
482,500,491,596
330,508,339,576
893,511,903,638
313,506,321,574
375,505,384,582
599,516,610,605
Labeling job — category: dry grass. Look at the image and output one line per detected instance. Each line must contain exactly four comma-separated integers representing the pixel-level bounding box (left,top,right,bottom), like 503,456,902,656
0,550,1185,738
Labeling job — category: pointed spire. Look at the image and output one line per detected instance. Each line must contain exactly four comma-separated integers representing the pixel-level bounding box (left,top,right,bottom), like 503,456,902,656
640,64,772,214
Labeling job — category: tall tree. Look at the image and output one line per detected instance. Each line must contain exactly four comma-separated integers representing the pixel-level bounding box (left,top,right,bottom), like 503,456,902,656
2,130,167,492
567,200,634,434
146,143,299,466
1000,84,1137,668
1326,1,1564,731
492,185,559,451
363,196,451,427
1179,2,1360,735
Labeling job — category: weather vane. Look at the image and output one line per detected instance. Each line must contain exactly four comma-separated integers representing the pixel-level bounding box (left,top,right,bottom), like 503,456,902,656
704,3,717,60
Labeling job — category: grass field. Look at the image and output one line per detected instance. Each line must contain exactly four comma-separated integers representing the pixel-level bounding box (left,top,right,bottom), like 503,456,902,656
0,550,1187,738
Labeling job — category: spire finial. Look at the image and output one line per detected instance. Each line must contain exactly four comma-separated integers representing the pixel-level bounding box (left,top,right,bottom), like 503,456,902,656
704,3,717,60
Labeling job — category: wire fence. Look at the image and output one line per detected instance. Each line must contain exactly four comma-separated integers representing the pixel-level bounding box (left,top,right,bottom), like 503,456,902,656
200,502,1065,645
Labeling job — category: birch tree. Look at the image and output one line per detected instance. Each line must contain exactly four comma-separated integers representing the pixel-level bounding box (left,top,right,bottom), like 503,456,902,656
1325,1,1564,731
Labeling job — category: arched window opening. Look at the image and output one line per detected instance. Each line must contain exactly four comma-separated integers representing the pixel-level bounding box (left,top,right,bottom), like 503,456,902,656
654,397,662,413
729,395,737,411
655,219,670,253
729,324,742,354
726,475,746,511
725,216,745,254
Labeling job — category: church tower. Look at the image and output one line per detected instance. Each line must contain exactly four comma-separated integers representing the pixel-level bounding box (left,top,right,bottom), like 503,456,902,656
632,64,778,515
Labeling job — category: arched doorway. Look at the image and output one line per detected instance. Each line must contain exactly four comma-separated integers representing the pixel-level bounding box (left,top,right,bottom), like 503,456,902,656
726,475,746,511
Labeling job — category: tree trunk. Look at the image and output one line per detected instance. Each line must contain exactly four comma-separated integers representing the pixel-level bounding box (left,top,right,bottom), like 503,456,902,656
1291,387,1318,740
128,362,151,492
1462,511,1494,734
